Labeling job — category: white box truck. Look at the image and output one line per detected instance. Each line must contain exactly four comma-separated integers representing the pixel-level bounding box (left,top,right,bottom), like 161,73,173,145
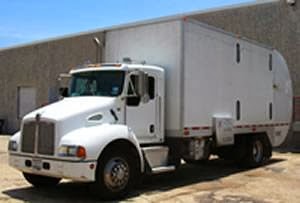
8,18,292,199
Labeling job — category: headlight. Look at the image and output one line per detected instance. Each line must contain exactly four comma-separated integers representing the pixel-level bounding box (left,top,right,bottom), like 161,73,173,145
8,140,18,151
58,145,86,159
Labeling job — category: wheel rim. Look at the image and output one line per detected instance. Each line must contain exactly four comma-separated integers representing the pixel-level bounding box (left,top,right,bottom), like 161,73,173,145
253,140,263,163
103,157,130,191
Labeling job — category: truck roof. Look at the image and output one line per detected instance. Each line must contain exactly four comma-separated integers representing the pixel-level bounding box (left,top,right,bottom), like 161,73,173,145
69,63,164,74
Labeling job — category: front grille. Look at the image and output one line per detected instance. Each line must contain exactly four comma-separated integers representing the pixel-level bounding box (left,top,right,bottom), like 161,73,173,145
38,122,55,155
21,121,35,153
21,120,55,155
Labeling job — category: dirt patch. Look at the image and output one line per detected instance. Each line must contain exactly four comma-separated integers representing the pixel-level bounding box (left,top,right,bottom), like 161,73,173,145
194,192,267,203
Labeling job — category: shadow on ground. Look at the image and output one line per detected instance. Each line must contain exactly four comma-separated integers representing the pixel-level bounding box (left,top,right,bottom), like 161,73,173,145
275,147,300,153
2,158,284,203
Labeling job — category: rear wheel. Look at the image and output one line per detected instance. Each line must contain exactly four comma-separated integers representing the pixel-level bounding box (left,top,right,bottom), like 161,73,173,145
91,148,138,200
23,173,61,187
252,139,264,163
239,136,270,168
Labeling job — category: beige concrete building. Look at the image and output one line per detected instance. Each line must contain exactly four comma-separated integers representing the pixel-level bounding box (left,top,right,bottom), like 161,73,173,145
0,0,299,147
0,33,104,133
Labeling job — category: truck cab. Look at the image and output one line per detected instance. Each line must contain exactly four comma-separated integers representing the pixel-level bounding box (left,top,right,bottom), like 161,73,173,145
8,63,169,199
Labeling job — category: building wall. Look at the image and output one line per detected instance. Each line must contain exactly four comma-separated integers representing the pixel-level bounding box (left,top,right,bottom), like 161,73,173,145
0,33,104,133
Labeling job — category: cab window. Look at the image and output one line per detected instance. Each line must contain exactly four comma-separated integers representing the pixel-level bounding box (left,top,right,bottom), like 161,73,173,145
126,75,155,106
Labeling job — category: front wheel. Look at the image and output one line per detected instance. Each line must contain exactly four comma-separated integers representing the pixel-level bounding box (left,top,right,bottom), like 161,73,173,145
91,149,138,200
23,173,61,188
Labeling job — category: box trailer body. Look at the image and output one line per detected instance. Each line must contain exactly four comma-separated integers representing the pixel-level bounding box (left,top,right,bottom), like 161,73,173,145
8,19,292,199
104,19,292,146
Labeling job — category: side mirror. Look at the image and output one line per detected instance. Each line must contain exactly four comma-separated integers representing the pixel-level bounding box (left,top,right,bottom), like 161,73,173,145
59,87,69,97
58,73,71,98
137,71,150,103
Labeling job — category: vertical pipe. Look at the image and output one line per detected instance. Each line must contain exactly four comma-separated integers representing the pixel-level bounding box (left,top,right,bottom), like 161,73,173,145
93,37,101,64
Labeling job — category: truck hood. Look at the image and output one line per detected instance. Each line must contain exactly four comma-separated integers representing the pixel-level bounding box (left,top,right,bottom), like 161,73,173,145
24,97,117,122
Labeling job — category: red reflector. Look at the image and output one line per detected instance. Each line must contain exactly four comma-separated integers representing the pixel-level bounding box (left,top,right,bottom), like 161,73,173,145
89,163,95,170
76,146,86,159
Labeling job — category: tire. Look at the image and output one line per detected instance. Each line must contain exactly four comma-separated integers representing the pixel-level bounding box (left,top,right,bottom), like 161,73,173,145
23,173,61,188
91,148,138,200
239,136,266,168
262,135,272,162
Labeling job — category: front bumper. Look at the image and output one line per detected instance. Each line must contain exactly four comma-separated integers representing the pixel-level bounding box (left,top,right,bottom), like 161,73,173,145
9,153,97,182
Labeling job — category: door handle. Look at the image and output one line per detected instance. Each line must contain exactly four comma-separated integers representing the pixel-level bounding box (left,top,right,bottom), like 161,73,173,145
149,124,155,133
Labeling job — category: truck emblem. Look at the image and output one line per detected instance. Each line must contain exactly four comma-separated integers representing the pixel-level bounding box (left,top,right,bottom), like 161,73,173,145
35,113,41,122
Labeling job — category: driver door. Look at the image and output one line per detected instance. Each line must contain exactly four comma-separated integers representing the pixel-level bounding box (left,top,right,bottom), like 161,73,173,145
126,73,160,144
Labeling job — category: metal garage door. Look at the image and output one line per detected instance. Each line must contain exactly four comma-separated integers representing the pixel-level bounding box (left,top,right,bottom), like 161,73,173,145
18,87,36,119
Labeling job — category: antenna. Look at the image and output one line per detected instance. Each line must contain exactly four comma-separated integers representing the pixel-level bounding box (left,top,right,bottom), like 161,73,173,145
93,37,104,63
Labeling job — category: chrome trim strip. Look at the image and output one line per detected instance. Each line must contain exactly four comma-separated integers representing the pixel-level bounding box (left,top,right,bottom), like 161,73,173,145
9,153,96,163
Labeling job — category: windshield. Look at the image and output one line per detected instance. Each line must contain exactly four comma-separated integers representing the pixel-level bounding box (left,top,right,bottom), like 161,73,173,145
70,70,125,97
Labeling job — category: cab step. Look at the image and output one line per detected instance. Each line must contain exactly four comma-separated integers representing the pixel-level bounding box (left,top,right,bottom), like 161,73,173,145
142,146,178,174
151,165,176,174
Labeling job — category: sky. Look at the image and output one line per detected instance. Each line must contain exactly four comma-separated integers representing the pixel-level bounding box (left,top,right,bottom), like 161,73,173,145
0,0,253,48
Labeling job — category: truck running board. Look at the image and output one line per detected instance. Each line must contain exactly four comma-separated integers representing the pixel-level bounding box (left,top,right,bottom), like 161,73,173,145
151,166,176,174
142,146,176,174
